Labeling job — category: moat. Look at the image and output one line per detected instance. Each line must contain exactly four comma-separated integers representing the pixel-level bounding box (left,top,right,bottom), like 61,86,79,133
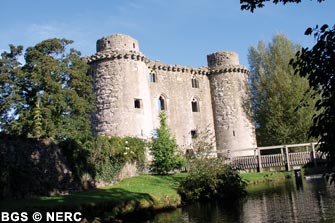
145,178,335,223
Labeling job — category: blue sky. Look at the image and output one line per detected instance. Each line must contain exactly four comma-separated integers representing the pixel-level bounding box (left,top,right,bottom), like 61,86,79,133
1,0,334,68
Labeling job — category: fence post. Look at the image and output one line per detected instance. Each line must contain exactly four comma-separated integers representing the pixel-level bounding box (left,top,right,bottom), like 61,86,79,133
285,145,290,171
311,142,317,167
257,148,262,173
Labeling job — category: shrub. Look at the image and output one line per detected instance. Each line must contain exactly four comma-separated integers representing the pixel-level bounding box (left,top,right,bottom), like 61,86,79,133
178,158,246,202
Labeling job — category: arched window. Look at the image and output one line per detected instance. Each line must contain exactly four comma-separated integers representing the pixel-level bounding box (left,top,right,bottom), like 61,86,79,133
191,78,199,88
191,98,199,112
149,72,156,83
158,95,166,111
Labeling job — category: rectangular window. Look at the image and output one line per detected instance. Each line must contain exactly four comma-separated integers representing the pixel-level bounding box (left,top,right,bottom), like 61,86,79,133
149,73,156,83
107,41,111,48
191,130,198,138
192,79,199,88
134,99,142,109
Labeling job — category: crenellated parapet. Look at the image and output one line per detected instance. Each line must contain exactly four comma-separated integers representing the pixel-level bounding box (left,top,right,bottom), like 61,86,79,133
148,61,209,75
85,51,211,75
85,52,250,76
85,40,249,77
84,50,150,64
209,65,249,75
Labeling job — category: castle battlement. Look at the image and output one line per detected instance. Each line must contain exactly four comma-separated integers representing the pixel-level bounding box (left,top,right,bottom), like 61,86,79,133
88,34,257,156
86,51,249,76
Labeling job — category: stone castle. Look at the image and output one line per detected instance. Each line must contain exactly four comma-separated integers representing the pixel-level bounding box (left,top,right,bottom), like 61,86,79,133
86,34,257,156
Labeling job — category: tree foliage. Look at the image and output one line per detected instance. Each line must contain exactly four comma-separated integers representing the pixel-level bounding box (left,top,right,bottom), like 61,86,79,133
291,24,335,165
0,45,24,130
240,0,335,171
0,39,95,141
150,112,185,174
248,34,318,145
240,0,325,13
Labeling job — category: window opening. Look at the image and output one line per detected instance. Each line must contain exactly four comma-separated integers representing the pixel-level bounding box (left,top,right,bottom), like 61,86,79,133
192,78,199,88
191,130,198,138
191,98,199,112
134,99,142,109
107,41,111,48
149,72,156,83
158,96,166,111
133,43,136,48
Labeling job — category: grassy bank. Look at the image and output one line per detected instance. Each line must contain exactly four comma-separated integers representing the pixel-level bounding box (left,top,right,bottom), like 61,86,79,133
0,171,292,221
0,174,186,221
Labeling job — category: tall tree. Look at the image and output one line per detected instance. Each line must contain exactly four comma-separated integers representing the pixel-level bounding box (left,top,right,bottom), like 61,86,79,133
240,0,335,171
0,45,23,131
248,34,317,146
0,39,95,141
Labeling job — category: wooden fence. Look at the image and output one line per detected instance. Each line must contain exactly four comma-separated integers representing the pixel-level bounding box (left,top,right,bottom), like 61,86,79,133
218,142,327,172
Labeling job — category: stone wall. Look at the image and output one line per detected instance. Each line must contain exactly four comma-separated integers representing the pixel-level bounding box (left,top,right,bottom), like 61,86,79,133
0,135,81,199
148,61,215,149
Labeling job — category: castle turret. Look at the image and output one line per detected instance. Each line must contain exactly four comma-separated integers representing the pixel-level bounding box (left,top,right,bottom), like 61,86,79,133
89,34,154,138
207,51,257,156
96,34,139,52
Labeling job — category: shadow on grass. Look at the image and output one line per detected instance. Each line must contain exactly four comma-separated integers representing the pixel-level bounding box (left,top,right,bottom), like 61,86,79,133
0,188,155,220
0,174,187,221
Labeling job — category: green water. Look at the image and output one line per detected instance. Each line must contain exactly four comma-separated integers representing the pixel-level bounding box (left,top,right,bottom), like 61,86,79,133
146,178,335,223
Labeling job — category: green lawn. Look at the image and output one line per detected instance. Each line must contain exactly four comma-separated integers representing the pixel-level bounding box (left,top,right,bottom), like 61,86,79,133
0,174,187,219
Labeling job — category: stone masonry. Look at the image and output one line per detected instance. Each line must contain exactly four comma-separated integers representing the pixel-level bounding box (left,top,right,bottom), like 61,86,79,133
86,34,257,156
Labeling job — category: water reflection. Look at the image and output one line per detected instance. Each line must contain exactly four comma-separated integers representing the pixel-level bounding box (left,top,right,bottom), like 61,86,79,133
145,178,335,223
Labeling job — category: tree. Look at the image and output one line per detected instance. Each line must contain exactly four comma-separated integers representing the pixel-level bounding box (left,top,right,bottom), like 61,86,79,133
240,0,325,13
248,34,318,146
150,112,185,174
291,25,335,166
240,0,335,171
0,45,23,131
0,39,95,141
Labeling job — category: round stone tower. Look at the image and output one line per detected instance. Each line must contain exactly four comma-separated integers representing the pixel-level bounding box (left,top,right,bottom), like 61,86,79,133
207,51,257,156
89,34,154,138
96,34,140,52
